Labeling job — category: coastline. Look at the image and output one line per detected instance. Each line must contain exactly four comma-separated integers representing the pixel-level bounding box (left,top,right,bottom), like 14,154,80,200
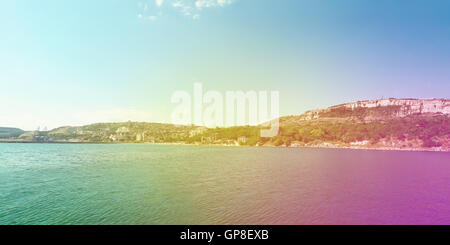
1,140,448,153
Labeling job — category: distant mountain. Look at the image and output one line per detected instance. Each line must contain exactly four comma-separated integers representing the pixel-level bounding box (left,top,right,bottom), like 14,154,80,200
2,98,449,151
0,127,25,139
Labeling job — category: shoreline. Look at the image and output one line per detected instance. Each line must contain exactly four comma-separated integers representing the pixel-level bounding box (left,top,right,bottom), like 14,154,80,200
1,140,448,153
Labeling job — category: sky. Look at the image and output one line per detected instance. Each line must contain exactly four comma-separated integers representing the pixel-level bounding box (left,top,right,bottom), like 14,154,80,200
1,0,450,130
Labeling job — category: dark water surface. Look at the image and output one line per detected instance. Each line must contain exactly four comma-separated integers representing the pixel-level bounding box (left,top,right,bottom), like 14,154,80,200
0,144,449,224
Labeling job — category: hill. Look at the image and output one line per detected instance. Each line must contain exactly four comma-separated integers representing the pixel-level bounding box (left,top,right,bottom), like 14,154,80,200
46,122,204,143
283,98,450,123
2,98,449,151
189,98,450,151
0,127,25,139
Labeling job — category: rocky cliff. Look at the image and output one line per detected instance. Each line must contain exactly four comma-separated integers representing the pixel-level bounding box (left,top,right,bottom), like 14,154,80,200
296,98,450,122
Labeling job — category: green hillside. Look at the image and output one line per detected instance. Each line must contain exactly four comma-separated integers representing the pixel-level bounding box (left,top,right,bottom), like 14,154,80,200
47,122,202,143
0,127,25,139
2,99,449,151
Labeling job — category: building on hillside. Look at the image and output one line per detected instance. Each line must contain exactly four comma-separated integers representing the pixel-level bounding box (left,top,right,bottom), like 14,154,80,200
238,136,248,144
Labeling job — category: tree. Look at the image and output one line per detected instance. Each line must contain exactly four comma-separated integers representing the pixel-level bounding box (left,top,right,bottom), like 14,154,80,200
310,128,324,138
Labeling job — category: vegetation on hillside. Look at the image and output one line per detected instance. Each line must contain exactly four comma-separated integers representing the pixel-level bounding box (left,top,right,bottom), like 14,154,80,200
0,127,24,139
193,115,450,148
2,100,449,150
47,122,200,143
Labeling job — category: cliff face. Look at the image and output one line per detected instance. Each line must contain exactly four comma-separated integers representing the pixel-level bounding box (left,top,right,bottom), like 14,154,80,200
274,98,450,151
298,99,450,121
343,98,450,114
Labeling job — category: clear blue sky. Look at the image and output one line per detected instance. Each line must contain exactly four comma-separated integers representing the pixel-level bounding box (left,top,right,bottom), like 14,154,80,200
1,0,449,130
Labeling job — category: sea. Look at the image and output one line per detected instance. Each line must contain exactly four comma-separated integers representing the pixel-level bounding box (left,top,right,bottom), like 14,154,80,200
0,143,449,225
